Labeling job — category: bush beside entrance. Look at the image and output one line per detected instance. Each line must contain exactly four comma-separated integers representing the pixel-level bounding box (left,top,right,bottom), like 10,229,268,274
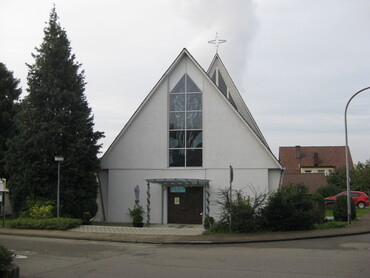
206,184,327,234
262,185,318,231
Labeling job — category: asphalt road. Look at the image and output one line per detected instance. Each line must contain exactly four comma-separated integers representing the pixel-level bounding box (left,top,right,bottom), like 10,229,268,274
1,234,369,278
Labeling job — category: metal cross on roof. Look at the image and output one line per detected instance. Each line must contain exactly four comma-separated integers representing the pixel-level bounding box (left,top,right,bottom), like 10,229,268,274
208,32,226,53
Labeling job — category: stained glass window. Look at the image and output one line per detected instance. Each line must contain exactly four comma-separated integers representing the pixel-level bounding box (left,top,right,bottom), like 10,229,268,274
169,74,202,167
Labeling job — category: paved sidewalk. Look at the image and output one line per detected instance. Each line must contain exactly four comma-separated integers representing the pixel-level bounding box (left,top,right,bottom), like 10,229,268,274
70,224,204,236
1,213,370,244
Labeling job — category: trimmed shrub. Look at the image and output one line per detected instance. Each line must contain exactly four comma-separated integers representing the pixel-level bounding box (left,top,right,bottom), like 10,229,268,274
262,185,315,231
333,195,356,221
9,217,82,230
29,204,54,219
0,244,13,271
311,193,326,224
20,199,55,218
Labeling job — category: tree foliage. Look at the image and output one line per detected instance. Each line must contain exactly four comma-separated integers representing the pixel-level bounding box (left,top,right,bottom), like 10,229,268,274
316,184,340,198
325,160,370,195
0,63,21,178
5,7,104,218
326,167,347,190
351,160,370,193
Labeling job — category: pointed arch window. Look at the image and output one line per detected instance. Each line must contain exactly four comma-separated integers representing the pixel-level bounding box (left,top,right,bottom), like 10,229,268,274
169,74,202,167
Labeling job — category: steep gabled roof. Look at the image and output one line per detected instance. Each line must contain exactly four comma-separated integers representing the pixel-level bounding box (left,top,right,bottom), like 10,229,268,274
102,49,280,168
207,54,269,148
279,146,354,174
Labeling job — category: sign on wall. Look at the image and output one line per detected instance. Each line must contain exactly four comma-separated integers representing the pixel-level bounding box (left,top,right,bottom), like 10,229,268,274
170,186,186,193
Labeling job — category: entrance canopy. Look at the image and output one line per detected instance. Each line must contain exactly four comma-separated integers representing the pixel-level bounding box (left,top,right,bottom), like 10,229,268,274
146,178,210,187
145,178,211,226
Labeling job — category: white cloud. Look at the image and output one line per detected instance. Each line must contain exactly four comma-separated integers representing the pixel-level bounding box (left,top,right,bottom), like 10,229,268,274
1,0,369,162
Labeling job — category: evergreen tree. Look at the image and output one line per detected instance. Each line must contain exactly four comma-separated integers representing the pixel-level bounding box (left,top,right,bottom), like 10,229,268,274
5,7,104,218
0,63,21,179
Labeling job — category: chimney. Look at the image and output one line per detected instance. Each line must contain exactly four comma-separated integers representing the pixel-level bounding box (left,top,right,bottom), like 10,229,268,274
295,145,301,159
313,152,319,166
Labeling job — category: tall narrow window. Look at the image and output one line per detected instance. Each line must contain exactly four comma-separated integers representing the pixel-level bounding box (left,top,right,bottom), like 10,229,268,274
169,74,202,167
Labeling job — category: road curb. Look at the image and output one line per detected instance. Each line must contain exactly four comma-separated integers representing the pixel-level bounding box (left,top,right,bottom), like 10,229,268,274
1,227,370,245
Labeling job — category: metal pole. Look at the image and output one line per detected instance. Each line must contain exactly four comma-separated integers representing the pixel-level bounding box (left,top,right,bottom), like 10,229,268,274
229,165,233,231
2,192,5,227
344,86,370,224
57,161,60,218
229,180,232,231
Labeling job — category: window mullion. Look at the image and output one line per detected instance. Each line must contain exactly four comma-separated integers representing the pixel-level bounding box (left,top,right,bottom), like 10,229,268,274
184,75,187,167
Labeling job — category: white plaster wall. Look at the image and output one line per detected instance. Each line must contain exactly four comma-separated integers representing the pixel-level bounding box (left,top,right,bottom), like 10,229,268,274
268,169,282,192
99,53,282,223
105,167,271,223
107,169,163,223
203,80,278,169
169,56,186,91
101,80,168,169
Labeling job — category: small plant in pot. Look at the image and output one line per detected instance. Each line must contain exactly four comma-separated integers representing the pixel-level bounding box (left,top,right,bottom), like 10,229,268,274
128,204,144,227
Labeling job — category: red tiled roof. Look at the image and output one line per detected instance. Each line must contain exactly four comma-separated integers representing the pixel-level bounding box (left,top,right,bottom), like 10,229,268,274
279,146,354,193
279,146,353,174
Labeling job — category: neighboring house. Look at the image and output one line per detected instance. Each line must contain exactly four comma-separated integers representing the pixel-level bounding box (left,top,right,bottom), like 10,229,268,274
279,146,354,193
99,49,282,224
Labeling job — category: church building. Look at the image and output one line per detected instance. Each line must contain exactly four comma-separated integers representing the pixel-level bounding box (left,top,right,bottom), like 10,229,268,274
99,48,282,224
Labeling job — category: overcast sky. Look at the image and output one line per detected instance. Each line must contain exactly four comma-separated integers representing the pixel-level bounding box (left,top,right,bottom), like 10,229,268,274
1,0,369,163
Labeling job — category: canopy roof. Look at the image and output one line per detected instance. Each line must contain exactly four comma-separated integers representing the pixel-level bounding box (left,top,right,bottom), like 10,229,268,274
146,178,210,187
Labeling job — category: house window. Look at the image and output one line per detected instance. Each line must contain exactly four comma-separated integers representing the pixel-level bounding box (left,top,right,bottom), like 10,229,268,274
169,74,202,167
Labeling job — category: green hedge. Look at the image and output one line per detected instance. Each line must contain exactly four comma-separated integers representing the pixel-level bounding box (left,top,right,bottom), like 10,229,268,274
9,217,82,230
0,244,13,271
262,185,316,231
333,195,356,221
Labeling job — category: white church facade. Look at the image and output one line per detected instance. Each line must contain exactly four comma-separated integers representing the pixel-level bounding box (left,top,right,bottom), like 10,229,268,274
99,49,282,224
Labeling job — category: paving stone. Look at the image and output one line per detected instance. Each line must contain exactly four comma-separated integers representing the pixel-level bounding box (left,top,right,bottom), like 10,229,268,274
70,225,204,236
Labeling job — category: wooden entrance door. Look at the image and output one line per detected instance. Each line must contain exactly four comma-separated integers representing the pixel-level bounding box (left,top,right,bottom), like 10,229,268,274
168,187,203,224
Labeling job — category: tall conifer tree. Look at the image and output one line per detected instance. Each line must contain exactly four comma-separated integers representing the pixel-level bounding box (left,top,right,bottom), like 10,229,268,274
6,7,104,217
0,63,21,179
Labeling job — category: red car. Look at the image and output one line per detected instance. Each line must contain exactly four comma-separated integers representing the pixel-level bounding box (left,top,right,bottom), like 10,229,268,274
324,191,369,209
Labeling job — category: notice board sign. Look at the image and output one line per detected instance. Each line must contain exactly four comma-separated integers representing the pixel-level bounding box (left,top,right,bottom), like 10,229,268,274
170,186,186,193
